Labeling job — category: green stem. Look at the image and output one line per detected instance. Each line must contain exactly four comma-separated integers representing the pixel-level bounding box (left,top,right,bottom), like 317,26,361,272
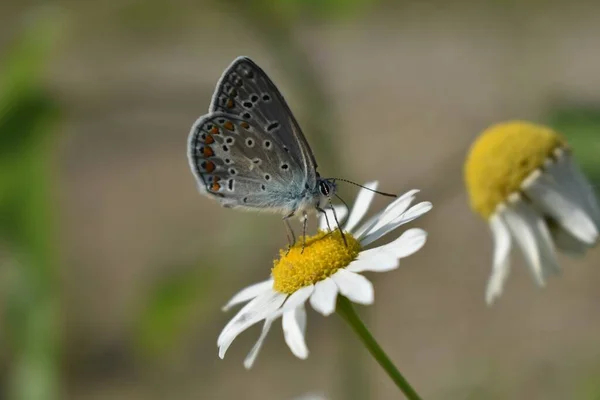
336,296,423,400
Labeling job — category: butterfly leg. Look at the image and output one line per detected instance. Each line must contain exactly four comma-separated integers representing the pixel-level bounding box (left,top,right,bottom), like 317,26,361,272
300,211,308,254
330,205,348,247
283,212,296,253
316,206,332,232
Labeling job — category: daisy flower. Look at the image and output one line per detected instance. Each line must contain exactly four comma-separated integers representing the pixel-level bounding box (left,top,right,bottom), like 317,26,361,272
217,182,431,369
464,121,600,304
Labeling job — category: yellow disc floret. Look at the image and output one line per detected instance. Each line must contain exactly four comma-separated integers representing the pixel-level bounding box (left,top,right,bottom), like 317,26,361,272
272,230,361,294
464,121,567,219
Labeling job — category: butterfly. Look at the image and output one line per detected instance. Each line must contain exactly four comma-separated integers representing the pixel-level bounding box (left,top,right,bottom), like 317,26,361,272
187,56,340,246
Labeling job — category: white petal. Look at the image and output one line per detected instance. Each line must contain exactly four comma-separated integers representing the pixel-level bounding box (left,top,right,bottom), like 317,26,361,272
243,319,273,369
387,228,428,258
331,269,374,305
360,202,432,246
348,228,427,273
523,165,599,245
395,202,433,226
563,153,600,227
361,189,419,236
501,196,560,286
485,214,512,305
309,278,338,316
551,224,590,257
217,290,286,358
269,285,314,321
550,149,600,227
222,279,273,311
346,247,397,273
344,181,379,232
282,305,309,359
241,287,312,368
352,212,380,240
318,205,348,231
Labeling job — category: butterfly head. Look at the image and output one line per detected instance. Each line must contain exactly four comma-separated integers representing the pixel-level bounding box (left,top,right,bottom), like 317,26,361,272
317,178,337,206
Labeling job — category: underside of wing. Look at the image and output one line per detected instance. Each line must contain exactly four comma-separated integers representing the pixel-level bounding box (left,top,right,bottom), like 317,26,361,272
209,56,318,187
188,112,308,213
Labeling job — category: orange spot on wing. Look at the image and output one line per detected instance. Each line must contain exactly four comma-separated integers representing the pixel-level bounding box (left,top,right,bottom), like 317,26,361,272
223,121,234,131
204,161,215,173
203,146,214,157
226,99,234,109
205,134,215,144
211,182,221,191
210,126,220,135
240,121,250,129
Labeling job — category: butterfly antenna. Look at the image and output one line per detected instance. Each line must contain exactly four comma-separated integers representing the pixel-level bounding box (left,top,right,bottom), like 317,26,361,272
331,194,349,247
334,193,351,216
332,178,397,198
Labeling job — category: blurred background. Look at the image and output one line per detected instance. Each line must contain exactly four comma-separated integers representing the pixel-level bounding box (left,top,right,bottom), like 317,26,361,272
1,1,600,399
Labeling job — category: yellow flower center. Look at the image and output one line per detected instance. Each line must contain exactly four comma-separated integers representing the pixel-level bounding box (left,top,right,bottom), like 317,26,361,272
464,121,567,219
272,230,361,294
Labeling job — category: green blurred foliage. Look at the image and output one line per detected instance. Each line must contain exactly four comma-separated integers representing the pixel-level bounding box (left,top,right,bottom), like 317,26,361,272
549,106,600,189
0,12,62,400
575,361,600,400
135,264,217,357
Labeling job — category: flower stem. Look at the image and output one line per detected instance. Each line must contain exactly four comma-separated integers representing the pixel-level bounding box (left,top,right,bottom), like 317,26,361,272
336,296,423,400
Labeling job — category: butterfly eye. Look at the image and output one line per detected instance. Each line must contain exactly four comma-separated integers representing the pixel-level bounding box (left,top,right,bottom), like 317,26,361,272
318,181,331,196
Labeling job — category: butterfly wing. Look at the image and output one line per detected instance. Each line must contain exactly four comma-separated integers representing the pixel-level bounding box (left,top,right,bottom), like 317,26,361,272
188,112,309,213
208,56,318,189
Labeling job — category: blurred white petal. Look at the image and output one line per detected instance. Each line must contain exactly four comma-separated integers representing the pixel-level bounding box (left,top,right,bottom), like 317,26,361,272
501,196,559,286
551,224,590,256
523,163,598,245
485,213,512,305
